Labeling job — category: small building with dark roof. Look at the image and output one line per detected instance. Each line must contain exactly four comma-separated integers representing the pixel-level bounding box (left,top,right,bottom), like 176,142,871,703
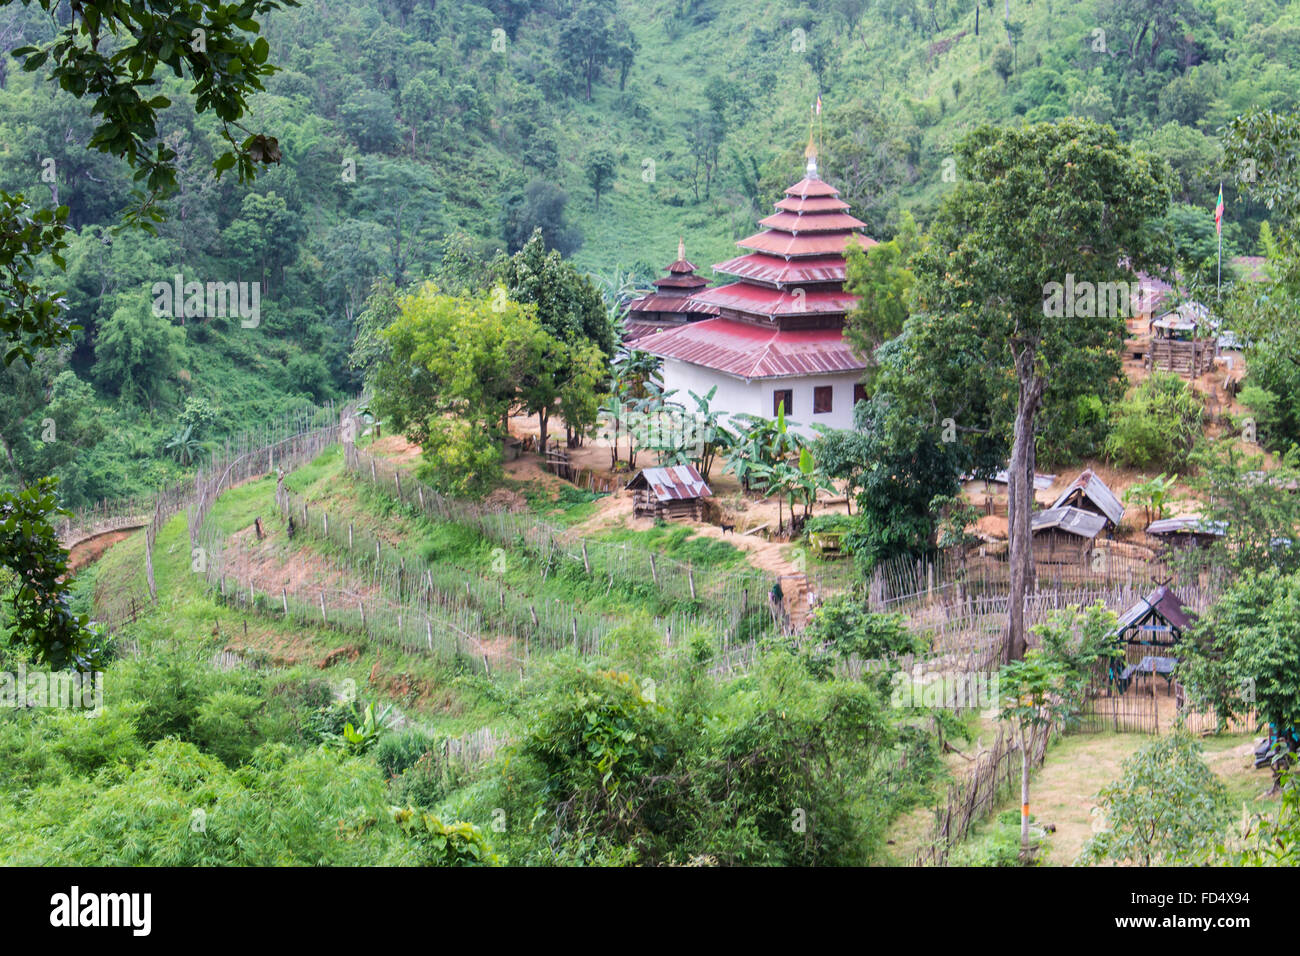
1052,469,1125,530
1146,515,1226,551
1031,506,1107,563
626,464,711,521
1113,585,1195,649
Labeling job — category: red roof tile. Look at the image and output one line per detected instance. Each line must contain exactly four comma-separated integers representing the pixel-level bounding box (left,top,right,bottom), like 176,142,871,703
635,318,867,379
774,195,850,213
652,273,709,290
784,177,841,198
713,253,848,286
737,230,876,258
626,292,719,315
757,210,869,232
626,464,711,500
690,282,857,317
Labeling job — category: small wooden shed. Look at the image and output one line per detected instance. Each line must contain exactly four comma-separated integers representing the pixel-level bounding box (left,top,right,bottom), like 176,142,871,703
1031,506,1107,564
626,465,711,521
1052,469,1125,531
1146,515,1226,552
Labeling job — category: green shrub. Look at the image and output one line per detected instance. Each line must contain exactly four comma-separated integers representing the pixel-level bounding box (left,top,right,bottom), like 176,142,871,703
388,808,498,866
1105,372,1202,470
375,726,437,778
191,691,265,767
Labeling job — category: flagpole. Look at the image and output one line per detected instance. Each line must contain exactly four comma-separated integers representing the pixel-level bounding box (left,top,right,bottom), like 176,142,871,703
1216,180,1222,301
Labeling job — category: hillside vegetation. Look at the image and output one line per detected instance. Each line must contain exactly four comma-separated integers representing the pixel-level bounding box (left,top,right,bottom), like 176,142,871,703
4,0,1298,503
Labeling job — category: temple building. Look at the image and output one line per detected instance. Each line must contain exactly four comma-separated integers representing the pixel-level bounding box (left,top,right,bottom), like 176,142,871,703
635,145,875,436
622,239,718,343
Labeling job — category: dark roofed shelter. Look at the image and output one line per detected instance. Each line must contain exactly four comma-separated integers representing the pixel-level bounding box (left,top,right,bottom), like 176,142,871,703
1114,584,1194,647
1107,585,1195,693
1146,515,1226,551
1052,469,1125,530
626,465,711,521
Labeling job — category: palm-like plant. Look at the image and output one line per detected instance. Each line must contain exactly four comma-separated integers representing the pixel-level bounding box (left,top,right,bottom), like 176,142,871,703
164,424,202,465
791,447,837,520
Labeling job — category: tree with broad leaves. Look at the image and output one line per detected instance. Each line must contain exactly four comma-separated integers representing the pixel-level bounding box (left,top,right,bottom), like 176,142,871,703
910,119,1172,663
1078,729,1228,866
0,0,301,667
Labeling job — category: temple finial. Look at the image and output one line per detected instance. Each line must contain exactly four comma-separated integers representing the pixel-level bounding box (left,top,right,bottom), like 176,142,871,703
804,129,819,179
678,236,685,261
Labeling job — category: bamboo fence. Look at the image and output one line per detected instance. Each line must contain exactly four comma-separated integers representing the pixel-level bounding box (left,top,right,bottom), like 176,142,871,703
343,440,769,624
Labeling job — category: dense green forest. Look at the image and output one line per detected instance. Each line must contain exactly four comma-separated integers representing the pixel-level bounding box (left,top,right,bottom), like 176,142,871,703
3,0,1299,506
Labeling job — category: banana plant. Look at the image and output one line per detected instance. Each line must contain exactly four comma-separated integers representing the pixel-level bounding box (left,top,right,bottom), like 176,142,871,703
791,447,837,520
332,701,393,755
164,424,202,465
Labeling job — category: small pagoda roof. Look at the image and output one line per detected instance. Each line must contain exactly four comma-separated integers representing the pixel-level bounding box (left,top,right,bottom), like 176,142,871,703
1030,506,1107,539
661,237,700,274
652,272,710,291
626,291,718,315
1052,469,1125,528
625,465,711,501
636,317,868,379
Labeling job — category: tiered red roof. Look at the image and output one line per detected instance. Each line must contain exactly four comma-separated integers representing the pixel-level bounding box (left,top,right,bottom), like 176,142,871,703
688,157,876,319
638,153,872,377
634,319,864,379
624,240,718,342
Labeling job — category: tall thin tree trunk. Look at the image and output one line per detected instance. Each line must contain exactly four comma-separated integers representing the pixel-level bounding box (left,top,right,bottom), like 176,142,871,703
1020,733,1032,861
1005,346,1045,663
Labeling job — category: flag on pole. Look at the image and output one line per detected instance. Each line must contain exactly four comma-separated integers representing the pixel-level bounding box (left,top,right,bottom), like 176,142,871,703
815,95,822,115
1214,183,1224,235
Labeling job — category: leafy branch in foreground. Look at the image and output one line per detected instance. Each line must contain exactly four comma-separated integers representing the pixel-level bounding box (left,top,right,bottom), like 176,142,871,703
0,478,105,670
12,0,297,225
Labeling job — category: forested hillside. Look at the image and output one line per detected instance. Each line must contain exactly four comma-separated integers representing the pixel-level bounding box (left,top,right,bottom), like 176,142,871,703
2,0,1298,506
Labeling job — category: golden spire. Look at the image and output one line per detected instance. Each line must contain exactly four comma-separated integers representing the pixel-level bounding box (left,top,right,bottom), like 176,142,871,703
804,127,819,179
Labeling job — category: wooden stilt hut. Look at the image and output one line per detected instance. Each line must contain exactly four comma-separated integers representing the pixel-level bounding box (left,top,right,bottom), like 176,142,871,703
626,465,711,521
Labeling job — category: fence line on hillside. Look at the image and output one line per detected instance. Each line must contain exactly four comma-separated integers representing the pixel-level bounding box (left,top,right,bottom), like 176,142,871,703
911,723,1053,867
342,440,769,624
867,545,1224,613
271,481,740,660
61,401,349,625
58,493,153,547
193,522,503,675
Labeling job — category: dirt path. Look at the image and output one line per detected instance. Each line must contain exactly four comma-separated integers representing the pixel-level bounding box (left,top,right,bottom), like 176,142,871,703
68,527,141,573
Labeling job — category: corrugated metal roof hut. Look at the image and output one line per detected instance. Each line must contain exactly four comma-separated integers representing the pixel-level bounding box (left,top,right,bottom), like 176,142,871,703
1031,506,1106,564
1052,469,1125,530
626,465,711,521
1146,515,1226,551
